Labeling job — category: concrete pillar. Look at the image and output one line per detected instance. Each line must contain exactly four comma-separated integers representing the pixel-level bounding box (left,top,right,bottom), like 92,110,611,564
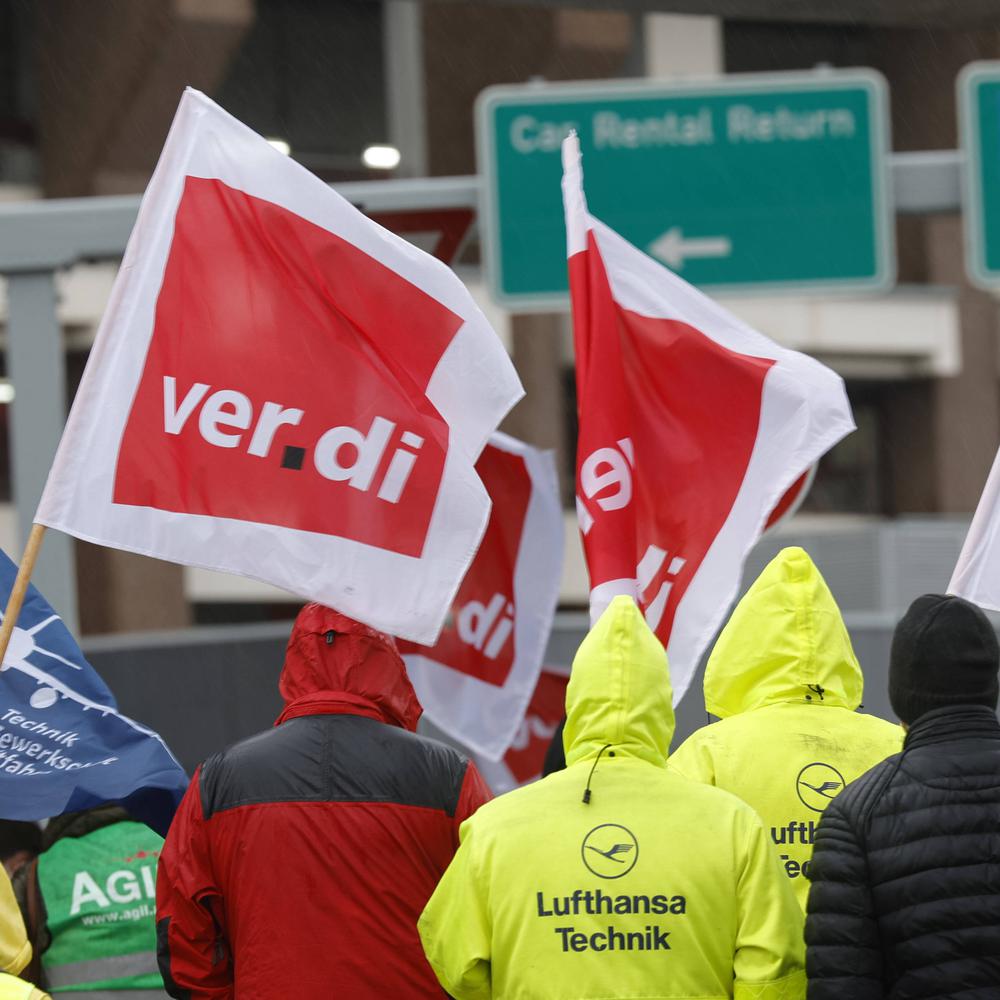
384,0,428,178
5,272,78,630
925,215,1000,512
644,13,722,77
76,545,190,635
885,214,1000,515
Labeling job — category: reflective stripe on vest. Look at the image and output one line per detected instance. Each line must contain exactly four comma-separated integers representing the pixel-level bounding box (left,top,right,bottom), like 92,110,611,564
45,993,164,999
0,972,38,1000
43,951,159,988
36,822,164,992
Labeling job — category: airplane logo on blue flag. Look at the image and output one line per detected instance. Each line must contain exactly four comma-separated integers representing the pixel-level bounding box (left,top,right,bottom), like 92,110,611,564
0,548,187,835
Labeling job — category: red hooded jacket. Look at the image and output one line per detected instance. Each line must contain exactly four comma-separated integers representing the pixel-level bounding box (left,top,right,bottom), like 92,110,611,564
156,605,491,998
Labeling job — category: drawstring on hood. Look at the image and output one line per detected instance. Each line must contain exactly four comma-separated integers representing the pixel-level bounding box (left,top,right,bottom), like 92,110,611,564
704,547,862,718
564,597,674,802
582,744,613,804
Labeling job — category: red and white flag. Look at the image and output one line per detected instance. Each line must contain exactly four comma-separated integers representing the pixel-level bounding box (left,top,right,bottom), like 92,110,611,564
401,433,562,758
563,133,854,700
35,90,522,644
473,667,569,794
948,447,1000,609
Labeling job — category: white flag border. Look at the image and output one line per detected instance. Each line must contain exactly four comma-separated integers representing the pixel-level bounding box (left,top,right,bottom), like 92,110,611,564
404,432,564,760
35,89,522,645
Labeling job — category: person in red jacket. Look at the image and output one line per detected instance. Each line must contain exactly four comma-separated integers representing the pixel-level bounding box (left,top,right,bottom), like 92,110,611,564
156,604,491,998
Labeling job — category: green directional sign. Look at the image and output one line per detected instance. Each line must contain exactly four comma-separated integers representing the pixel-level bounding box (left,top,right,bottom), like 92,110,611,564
476,71,894,309
959,62,1000,289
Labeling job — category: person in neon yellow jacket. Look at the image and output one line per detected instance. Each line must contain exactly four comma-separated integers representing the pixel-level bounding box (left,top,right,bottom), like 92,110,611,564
670,546,902,909
0,867,48,1000
418,595,805,1000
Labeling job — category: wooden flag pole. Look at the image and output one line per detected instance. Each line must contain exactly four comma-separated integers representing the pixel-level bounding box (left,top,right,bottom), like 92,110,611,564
0,523,47,666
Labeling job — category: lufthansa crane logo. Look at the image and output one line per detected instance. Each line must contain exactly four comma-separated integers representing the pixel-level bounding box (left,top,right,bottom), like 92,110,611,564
796,762,846,812
581,824,639,879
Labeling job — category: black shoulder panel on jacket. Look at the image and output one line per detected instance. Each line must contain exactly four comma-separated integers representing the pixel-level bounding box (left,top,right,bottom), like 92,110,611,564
199,715,470,819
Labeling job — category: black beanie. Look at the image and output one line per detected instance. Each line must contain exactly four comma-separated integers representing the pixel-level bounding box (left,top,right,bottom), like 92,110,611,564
889,594,999,725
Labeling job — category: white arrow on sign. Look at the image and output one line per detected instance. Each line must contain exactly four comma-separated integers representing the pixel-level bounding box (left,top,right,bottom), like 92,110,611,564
648,227,732,270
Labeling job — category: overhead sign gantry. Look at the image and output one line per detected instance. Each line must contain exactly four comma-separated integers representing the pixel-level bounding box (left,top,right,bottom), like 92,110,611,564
476,70,895,309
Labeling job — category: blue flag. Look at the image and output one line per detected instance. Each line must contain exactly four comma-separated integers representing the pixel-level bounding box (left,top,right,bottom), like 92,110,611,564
0,549,188,835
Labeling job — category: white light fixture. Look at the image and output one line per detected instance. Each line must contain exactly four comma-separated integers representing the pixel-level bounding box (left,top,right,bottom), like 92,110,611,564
362,144,401,170
0,381,15,404
267,138,291,156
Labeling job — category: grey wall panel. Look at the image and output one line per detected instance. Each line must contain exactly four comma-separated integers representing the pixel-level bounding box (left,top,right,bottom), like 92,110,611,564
81,614,905,776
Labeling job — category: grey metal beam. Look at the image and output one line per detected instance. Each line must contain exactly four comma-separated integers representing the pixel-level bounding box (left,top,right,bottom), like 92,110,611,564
890,150,963,215
0,176,481,273
338,174,479,213
5,272,78,631
0,196,140,272
0,151,965,274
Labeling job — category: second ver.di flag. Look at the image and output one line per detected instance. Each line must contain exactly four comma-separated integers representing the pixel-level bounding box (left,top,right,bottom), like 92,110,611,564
35,89,522,645
563,132,855,701
401,433,563,759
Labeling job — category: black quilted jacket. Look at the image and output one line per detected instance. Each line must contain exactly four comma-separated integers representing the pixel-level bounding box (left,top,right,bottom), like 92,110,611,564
805,704,1000,999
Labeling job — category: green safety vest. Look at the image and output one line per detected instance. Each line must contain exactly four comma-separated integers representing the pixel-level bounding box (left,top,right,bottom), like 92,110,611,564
37,822,163,993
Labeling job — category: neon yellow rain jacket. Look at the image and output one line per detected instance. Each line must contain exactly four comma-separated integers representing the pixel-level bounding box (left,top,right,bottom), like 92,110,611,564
419,596,805,1000
0,868,47,1000
0,867,30,982
670,546,902,909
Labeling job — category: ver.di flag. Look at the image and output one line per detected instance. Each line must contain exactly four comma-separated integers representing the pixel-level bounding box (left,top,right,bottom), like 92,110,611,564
0,549,186,835
562,132,855,701
401,433,562,759
948,446,1000,608
36,89,522,645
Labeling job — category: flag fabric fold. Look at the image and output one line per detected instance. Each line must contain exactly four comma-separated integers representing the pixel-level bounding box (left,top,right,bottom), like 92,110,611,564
0,549,186,835
401,432,563,759
562,132,855,702
36,88,522,645
473,667,569,794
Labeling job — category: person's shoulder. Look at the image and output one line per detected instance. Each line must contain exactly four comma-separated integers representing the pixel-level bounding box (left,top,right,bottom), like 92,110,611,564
670,717,726,765
666,768,769,822
849,710,904,742
456,765,613,837
677,711,767,750
397,727,475,781
826,751,902,825
199,722,289,780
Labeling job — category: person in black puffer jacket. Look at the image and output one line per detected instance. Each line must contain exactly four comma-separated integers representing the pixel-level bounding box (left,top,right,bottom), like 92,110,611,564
805,593,1000,998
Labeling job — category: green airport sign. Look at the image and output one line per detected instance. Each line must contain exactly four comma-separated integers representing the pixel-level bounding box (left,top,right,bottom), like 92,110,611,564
476,71,894,310
959,62,1000,289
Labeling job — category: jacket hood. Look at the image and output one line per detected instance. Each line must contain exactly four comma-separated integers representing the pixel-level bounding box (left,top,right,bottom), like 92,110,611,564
705,546,862,718
277,603,422,731
564,596,674,767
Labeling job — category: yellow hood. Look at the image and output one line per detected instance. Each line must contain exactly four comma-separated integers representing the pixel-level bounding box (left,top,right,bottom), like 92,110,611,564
564,595,674,767
705,546,862,718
